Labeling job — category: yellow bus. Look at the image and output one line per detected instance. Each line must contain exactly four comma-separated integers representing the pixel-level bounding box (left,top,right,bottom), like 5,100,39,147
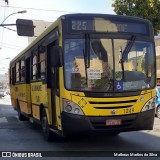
9,14,156,141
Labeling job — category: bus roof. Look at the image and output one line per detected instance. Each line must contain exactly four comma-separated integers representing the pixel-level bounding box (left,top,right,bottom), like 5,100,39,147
63,13,150,22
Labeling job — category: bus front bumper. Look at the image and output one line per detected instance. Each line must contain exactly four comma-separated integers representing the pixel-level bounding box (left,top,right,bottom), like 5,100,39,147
61,109,155,136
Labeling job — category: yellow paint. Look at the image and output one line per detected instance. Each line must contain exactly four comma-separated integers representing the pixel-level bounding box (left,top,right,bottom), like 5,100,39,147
55,96,61,130
19,101,28,114
61,90,155,116
10,84,31,114
32,105,40,120
47,89,52,125
11,99,16,109
31,82,48,106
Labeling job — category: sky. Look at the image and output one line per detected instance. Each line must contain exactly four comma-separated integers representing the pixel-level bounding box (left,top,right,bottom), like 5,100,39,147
0,0,115,74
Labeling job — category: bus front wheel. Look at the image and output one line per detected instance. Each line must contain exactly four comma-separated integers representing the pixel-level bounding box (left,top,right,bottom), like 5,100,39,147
41,109,56,141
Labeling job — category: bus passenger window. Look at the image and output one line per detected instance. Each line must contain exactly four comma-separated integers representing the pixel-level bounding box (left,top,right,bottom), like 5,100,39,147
38,45,46,79
32,54,37,80
20,59,25,82
11,67,15,85
16,62,20,82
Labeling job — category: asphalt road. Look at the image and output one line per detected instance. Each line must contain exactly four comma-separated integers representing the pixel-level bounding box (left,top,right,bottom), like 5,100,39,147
0,95,160,160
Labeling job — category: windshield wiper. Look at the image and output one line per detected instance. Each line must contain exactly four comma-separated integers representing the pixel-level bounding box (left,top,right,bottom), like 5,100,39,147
119,35,136,80
85,34,90,68
83,34,90,86
121,35,136,61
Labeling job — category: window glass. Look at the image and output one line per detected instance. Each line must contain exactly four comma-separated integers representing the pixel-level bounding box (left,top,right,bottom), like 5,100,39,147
39,52,45,61
21,59,25,82
64,39,113,91
32,54,37,80
16,62,19,82
64,38,155,92
38,45,46,79
33,55,37,65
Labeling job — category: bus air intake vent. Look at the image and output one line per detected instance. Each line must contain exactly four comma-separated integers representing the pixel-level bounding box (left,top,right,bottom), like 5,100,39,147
89,100,137,104
93,105,132,109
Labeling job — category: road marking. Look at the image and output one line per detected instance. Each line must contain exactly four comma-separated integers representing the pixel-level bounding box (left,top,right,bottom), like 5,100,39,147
0,117,8,123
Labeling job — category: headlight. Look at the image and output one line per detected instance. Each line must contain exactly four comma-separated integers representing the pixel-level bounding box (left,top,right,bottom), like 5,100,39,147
141,97,156,112
63,99,84,115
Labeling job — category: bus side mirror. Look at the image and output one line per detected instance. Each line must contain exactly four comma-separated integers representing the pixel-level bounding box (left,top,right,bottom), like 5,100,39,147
52,46,62,67
16,19,34,37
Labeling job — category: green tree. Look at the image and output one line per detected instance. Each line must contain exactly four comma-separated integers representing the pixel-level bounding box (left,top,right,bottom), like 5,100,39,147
112,0,160,35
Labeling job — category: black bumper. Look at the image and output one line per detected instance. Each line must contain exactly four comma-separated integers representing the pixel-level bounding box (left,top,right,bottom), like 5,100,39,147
61,109,155,136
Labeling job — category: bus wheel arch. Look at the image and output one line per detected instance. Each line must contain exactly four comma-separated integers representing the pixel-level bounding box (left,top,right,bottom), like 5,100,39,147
40,106,55,141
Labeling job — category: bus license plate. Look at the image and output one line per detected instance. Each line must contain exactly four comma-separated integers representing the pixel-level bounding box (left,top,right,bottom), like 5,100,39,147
106,119,122,126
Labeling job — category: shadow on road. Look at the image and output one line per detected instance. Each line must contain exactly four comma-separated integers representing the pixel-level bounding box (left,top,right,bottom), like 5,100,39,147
0,103,160,153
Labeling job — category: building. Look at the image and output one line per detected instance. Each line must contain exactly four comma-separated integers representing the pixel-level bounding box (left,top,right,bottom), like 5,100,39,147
28,20,52,44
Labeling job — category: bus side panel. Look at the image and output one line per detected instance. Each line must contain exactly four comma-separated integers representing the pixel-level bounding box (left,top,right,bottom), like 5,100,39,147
15,84,31,115
26,84,31,114
30,82,48,120
56,96,62,130
32,104,40,120
47,89,52,125
10,85,16,109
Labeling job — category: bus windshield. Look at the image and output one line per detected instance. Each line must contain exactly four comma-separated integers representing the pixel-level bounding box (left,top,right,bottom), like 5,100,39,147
64,38,155,92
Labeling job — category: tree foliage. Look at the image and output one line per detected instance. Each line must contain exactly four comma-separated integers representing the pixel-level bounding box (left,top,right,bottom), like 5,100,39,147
112,0,160,35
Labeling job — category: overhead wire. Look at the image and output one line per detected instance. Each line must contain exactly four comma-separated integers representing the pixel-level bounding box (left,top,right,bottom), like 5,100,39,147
1,45,23,50
0,5,77,13
1,42,24,48
2,26,16,32
0,4,78,51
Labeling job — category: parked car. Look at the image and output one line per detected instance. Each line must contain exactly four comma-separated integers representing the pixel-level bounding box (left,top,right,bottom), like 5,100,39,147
0,87,5,97
156,86,160,119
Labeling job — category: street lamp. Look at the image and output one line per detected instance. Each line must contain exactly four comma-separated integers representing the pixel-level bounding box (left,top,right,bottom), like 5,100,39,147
0,10,27,25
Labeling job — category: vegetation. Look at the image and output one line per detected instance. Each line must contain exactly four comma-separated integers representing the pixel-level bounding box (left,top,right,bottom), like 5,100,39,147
112,0,160,35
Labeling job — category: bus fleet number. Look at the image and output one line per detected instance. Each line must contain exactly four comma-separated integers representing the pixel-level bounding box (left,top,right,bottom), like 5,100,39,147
72,21,87,30
123,108,134,114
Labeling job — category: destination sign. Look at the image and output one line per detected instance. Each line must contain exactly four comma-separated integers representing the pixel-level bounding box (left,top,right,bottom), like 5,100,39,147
68,18,148,34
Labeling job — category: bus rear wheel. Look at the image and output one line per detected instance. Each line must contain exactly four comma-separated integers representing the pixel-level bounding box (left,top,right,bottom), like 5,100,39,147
17,101,27,121
41,109,57,141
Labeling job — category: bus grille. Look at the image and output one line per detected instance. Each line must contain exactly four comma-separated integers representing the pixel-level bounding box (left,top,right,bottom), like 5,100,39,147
89,99,137,109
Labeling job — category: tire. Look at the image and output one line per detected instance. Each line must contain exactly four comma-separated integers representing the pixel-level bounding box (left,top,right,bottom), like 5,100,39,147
17,101,27,121
156,106,160,119
41,109,57,141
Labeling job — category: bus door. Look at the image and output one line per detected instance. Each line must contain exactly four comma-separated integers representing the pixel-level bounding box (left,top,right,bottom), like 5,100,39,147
47,42,60,129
